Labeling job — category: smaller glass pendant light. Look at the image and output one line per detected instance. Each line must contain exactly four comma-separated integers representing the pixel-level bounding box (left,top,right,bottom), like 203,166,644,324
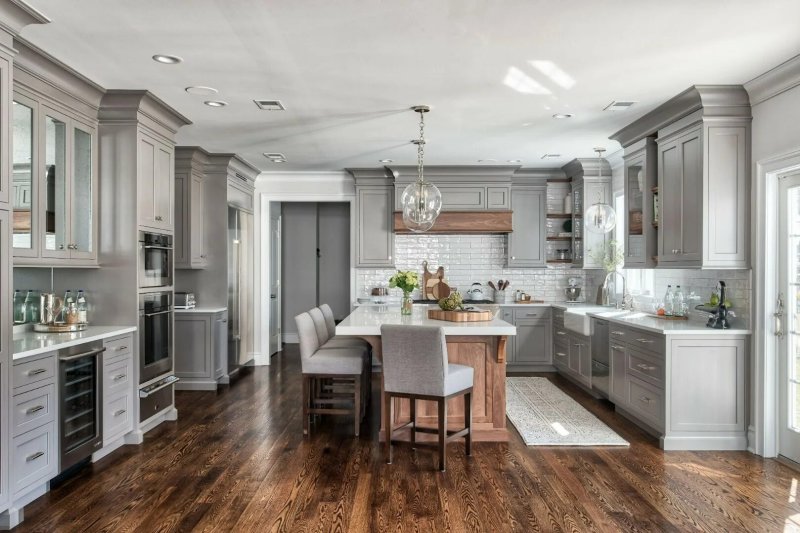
401,105,442,232
585,147,616,234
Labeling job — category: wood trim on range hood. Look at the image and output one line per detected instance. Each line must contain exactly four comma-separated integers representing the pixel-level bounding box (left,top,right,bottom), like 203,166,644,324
393,211,512,234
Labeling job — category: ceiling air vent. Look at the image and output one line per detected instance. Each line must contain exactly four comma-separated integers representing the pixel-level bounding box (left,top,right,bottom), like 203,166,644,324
541,153,561,159
603,101,637,111
254,99,285,111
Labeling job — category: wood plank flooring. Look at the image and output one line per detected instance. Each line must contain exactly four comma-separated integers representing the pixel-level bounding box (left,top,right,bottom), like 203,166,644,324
16,345,800,532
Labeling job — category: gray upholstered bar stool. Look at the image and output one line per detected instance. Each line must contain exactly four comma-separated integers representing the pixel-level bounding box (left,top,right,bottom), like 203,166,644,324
319,304,370,351
295,312,368,437
380,325,473,472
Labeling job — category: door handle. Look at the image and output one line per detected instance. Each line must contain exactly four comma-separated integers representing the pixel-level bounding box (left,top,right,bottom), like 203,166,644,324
775,293,785,339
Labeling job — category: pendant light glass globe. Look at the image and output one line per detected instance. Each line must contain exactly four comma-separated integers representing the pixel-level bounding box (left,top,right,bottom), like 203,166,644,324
585,202,617,234
401,180,442,233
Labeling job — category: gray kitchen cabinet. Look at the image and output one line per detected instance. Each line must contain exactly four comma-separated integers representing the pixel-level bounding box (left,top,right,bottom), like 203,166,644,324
507,186,546,268
487,186,510,209
569,334,591,387
355,186,394,267
623,137,657,268
138,131,174,232
12,97,98,265
174,310,228,390
553,338,569,370
174,149,207,269
102,333,135,447
609,342,627,405
514,318,551,364
612,86,750,270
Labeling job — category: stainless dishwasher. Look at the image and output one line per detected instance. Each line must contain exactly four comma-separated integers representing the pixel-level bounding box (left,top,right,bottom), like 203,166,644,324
59,341,105,472
591,319,610,398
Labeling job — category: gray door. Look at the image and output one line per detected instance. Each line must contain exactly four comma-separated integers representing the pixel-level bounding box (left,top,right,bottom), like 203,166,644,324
778,171,800,464
514,319,551,364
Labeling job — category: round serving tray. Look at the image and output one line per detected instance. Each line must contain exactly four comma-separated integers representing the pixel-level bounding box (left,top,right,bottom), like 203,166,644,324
33,323,88,333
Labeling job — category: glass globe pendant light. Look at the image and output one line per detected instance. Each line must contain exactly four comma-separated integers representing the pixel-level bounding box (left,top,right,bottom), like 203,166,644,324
584,147,616,234
401,105,442,232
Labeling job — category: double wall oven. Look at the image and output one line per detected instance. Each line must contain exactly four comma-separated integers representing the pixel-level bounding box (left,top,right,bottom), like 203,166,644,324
138,231,178,420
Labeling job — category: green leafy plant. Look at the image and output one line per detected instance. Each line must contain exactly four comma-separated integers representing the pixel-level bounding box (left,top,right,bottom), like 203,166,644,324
388,270,419,294
591,240,625,273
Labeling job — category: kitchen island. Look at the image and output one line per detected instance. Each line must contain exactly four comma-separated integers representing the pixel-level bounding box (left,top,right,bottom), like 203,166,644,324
336,305,516,441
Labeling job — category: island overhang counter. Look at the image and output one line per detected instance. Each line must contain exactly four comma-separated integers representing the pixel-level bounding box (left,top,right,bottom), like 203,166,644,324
336,305,516,442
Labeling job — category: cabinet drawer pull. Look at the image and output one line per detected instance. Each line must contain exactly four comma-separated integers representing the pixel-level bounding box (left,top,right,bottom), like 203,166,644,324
113,374,126,381
556,352,566,357
636,363,656,371
574,343,585,347
155,215,163,221
25,405,45,415
116,346,128,351
26,451,45,462
526,313,539,317
114,409,127,417
611,345,625,350
27,368,47,376
611,331,625,336
636,338,655,344
556,331,566,336
639,396,653,404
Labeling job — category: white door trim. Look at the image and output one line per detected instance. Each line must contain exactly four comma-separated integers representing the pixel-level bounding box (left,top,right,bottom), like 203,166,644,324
257,190,357,362
754,147,800,457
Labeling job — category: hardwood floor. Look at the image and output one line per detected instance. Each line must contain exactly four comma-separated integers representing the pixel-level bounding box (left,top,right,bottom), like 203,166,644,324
16,345,800,532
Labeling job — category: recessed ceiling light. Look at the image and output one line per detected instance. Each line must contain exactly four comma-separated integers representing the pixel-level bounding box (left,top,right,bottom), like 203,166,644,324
263,152,287,161
507,159,522,163
204,100,228,107
152,54,183,64
254,99,286,111
272,159,287,163
541,154,562,159
185,86,218,96
477,159,497,163
379,159,393,163
603,100,637,111
552,113,573,119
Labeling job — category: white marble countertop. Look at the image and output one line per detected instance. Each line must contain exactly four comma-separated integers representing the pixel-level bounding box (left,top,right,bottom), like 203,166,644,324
577,307,751,335
175,307,228,314
13,325,138,360
337,305,516,336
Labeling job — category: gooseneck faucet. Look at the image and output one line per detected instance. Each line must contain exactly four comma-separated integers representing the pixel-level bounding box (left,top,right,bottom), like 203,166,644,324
601,270,631,310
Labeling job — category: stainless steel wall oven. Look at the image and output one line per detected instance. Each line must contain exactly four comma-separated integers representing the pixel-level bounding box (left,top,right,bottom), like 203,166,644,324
139,291,173,384
139,231,173,288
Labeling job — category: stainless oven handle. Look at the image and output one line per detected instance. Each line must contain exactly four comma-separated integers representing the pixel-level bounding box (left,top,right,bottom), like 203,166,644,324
139,377,179,398
142,245,173,250
143,309,173,317
59,347,106,362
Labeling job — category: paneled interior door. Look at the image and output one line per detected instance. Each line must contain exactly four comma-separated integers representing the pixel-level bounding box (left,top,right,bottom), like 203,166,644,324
778,171,800,464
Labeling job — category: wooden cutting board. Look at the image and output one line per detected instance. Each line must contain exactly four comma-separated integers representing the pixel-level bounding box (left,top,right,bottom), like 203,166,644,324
428,309,494,322
422,261,445,300
432,280,451,300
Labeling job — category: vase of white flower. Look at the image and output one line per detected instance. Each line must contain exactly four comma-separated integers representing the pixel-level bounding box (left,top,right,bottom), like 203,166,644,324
389,270,419,315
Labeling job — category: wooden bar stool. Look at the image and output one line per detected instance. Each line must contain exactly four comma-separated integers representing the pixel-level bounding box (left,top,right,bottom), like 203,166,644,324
380,325,473,472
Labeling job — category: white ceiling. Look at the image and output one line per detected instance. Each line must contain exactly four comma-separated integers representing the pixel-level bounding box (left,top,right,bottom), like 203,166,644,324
19,0,800,172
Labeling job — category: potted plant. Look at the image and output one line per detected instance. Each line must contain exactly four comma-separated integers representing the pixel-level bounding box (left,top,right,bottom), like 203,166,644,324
388,270,419,315
591,240,625,305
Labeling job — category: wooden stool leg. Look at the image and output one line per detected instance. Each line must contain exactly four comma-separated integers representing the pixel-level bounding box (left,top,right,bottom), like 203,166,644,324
438,398,447,472
465,391,472,456
410,397,416,448
384,393,393,464
302,376,310,436
354,376,361,437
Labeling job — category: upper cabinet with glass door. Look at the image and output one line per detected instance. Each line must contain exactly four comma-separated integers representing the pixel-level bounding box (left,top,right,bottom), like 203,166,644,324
623,137,657,268
12,93,98,266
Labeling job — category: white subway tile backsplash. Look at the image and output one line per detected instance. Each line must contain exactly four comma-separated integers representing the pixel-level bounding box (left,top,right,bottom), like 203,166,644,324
356,234,587,302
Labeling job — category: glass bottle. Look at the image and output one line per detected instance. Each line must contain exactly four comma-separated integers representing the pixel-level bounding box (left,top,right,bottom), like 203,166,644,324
61,290,73,323
23,290,37,324
664,285,674,316
13,290,26,324
673,285,685,317
77,290,88,325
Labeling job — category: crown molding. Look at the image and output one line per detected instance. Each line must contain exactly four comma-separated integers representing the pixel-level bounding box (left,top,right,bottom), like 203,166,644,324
388,165,520,184
0,1,49,41
745,54,800,106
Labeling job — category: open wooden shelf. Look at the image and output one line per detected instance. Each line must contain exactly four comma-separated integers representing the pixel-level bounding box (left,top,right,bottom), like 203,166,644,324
546,213,572,219
547,178,572,184
547,259,573,264
546,236,572,241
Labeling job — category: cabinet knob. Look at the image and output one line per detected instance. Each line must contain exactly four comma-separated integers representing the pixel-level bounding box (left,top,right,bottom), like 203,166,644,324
155,215,163,221
59,244,65,250
388,255,392,260
511,256,516,260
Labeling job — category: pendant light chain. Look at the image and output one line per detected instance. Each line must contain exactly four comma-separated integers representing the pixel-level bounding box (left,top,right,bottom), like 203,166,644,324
417,110,425,184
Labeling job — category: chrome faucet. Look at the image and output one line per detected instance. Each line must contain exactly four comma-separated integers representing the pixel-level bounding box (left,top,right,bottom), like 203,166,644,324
601,270,631,310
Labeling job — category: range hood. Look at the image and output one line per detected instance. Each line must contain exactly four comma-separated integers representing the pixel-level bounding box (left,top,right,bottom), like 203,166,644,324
393,210,512,234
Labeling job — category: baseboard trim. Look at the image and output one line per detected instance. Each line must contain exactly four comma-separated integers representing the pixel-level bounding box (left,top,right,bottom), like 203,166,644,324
139,406,178,434
174,380,218,391
92,434,127,462
661,434,748,451
747,425,756,454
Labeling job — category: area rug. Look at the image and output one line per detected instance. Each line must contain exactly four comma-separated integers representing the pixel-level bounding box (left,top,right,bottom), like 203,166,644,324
506,377,629,446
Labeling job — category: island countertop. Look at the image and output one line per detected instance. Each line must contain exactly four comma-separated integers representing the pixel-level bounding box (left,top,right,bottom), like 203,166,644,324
336,305,517,337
